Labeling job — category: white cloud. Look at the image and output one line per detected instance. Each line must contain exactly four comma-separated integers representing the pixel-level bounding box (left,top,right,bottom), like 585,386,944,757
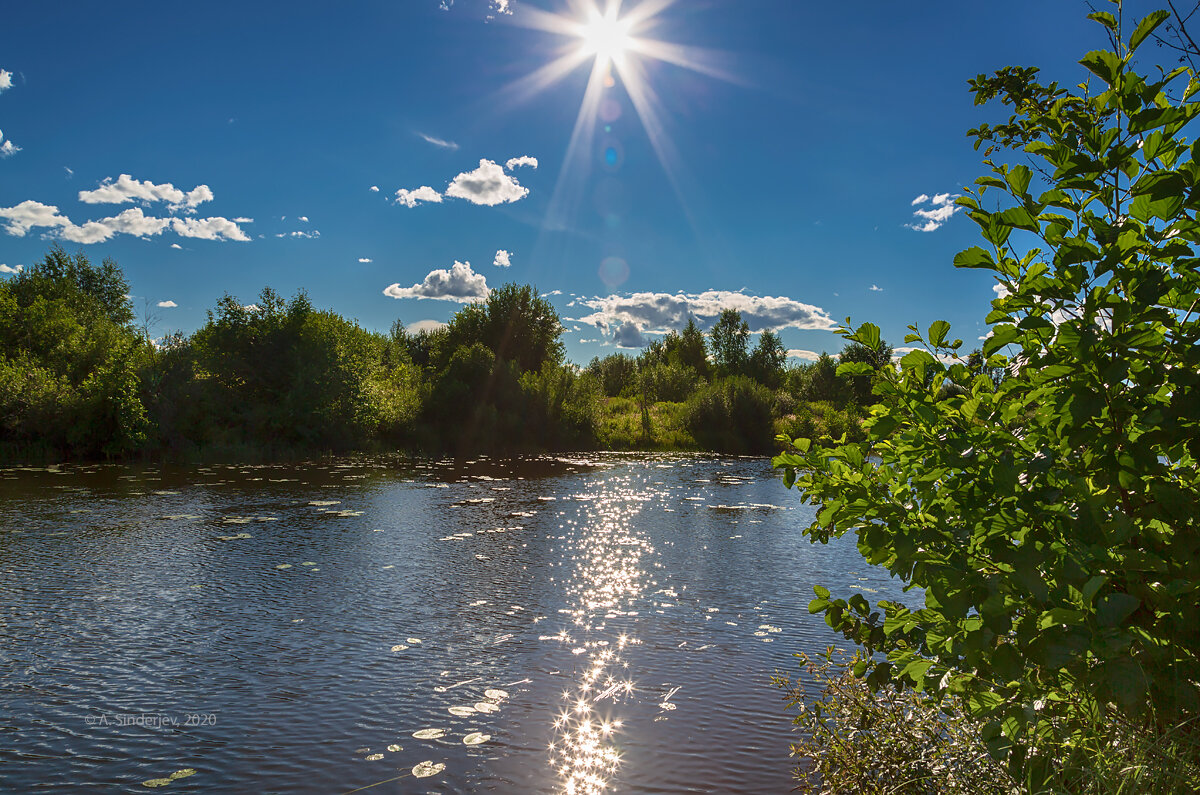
493,249,512,268
0,69,12,92
395,186,443,208
157,300,178,308
574,290,836,343
276,230,320,239
298,215,309,222
369,185,380,192
0,264,23,274
408,319,449,334
358,257,373,263
546,289,562,296
170,216,251,242
869,284,883,292
98,207,172,238
786,349,821,362
419,133,459,150
64,166,74,178
908,192,962,232
445,159,528,206
491,0,513,14
613,322,647,348
232,217,253,224
0,200,74,236
0,132,20,158
383,260,490,302
170,243,182,249
505,155,538,170
993,283,1010,299
78,174,214,212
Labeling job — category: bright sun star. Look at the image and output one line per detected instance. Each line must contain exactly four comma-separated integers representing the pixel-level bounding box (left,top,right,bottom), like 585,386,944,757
502,1,737,230
577,7,632,64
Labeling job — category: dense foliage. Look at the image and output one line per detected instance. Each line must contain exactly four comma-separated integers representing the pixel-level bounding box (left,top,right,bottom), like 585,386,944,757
2,252,891,460
775,6,1200,789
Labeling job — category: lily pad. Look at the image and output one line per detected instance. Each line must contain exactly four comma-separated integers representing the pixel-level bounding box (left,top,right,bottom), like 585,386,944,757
386,744,402,752
301,562,317,567
309,500,340,506
365,753,384,761
390,644,409,652
462,732,490,745
483,689,508,701
407,638,422,644
473,701,500,714
276,564,293,570
142,778,172,788
448,706,476,717
169,769,196,780
412,761,445,778
412,728,446,739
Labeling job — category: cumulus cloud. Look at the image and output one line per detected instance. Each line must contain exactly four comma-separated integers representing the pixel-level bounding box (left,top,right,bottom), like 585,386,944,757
395,185,443,208
546,289,562,296
370,185,380,192
170,216,250,241
0,200,74,236
0,132,20,158
0,198,250,244
276,230,320,239
493,249,512,268
573,290,836,343
408,319,449,334
445,159,528,206
786,349,821,362
613,322,647,348
0,264,23,274
170,243,182,249
297,215,309,222
491,0,513,14
78,174,214,212
0,69,12,92
505,155,538,170
869,284,883,292
358,257,373,263
419,132,459,150
383,260,490,302
908,192,962,232
157,300,178,308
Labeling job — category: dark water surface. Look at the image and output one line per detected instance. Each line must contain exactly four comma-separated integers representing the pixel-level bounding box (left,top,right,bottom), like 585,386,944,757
0,454,904,793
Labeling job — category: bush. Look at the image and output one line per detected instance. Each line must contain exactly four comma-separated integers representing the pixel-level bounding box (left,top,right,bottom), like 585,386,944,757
684,376,774,453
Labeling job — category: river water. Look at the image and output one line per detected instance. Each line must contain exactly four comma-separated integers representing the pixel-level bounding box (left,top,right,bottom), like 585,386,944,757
0,454,904,793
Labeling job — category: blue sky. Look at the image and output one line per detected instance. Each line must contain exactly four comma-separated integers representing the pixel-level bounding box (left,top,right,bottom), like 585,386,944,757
0,0,1156,362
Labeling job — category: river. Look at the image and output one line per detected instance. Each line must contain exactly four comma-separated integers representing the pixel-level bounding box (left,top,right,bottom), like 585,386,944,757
0,453,904,793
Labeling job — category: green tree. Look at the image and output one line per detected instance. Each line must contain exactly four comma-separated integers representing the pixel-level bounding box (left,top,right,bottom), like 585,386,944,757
748,329,787,388
776,6,1200,788
674,316,710,378
443,283,563,374
709,308,750,377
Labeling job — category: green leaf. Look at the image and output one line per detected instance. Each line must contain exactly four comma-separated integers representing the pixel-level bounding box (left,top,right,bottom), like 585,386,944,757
1005,164,1032,196
1097,593,1140,627
954,246,996,270
847,322,881,350
927,320,951,346
995,206,1040,233
1128,10,1170,53
1087,10,1117,31
1079,49,1122,85
982,325,1020,357
814,585,830,599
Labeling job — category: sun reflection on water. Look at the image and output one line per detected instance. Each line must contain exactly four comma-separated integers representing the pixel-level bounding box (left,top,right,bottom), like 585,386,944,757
548,481,653,794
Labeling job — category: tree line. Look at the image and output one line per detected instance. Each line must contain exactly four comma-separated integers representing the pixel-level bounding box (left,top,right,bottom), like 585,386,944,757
0,245,956,460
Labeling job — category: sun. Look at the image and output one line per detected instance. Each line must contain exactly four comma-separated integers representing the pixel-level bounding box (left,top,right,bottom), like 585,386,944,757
577,7,633,65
